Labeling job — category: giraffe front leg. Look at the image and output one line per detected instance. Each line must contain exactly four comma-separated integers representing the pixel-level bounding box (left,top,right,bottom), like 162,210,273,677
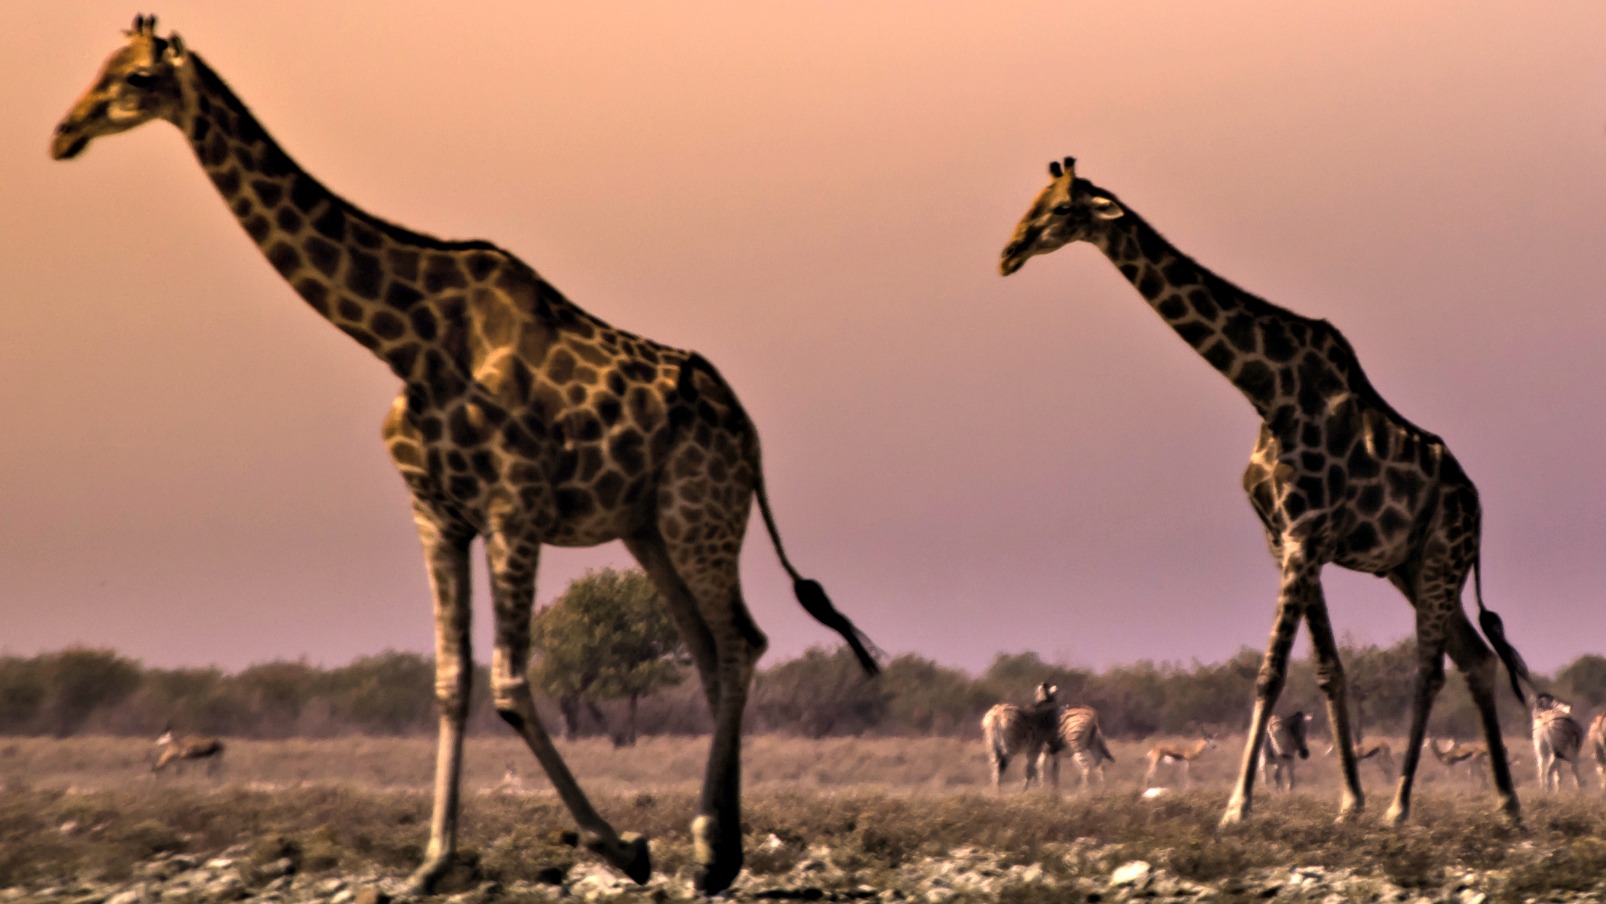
1305,595,1364,820
408,517,474,895
486,532,650,884
1223,555,1311,826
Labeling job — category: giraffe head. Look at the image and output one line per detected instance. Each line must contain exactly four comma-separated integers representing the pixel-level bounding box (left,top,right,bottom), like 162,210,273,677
51,15,188,161
999,156,1126,276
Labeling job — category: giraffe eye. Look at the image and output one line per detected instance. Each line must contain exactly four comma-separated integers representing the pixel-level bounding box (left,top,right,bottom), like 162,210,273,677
1051,203,1073,216
125,70,156,89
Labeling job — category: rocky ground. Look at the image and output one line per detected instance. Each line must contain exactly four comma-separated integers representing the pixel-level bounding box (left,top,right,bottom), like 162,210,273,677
5,838,1603,904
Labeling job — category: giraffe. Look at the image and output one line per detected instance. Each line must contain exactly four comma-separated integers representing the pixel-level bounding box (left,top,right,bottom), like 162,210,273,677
999,156,1531,828
50,17,879,895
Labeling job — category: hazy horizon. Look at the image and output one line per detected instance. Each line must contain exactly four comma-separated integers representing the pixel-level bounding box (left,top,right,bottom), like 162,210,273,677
4,3,1604,678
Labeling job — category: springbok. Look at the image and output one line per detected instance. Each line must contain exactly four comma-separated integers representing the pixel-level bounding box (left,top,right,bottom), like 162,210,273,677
981,683,1061,791
1143,730,1216,788
1324,739,1397,781
1426,737,1490,787
152,726,224,775
1533,693,1585,792
1586,714,1606,791
1046,705,1116,791
1258,712,1311,792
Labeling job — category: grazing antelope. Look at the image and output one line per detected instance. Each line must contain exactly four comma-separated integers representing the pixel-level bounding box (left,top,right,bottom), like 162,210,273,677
982,683,1061,791
1426,737,1490,787
1324,739,1397,781
1258,712,1311,792
1046,705,1116,791
1586,714,1606,791
1533,694,1585,792
1144,731,1217,788
152,726,224,775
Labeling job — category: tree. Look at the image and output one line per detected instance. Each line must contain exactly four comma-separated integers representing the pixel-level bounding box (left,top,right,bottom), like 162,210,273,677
531,567,689,745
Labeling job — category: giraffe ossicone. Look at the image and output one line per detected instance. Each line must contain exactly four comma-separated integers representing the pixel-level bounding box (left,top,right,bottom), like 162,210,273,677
52,15,878,896
1001,156,1532,829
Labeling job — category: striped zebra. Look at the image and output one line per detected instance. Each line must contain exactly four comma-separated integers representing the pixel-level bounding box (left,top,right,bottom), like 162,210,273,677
981,683,1061,791
1426,737,1489,787
1144,730,1216,788
153,725,225,775
1046,705,1116,791
1587,714,1606,790
1532,693,1584,792
1257,711,1310,792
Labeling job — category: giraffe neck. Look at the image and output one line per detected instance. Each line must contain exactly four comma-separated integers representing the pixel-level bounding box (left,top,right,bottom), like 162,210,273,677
1089,195,1310,419
169,52,515,386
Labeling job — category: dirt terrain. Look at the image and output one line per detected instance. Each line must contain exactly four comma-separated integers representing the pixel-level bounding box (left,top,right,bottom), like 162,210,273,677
2,734,1603,902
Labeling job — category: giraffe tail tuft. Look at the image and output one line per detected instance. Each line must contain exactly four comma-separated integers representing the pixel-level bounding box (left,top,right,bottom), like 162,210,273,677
794,578,882,676
1473,558,1530,706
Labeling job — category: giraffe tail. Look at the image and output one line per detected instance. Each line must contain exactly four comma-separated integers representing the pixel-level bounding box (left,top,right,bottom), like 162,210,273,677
753,457,881,677
1472,556,1530,706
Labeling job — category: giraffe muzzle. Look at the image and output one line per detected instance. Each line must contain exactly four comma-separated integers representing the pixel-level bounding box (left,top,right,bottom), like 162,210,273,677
50,120,90,160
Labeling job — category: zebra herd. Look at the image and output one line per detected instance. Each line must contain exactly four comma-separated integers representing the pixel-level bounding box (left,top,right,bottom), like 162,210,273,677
981,686,1606,795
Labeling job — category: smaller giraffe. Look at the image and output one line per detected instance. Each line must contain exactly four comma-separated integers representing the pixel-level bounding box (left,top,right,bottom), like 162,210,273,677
1046,705,1116,792
1585,715,1606,790
1258,712,1311,793
1425,737,1490,787
1533,694,1585,793
1144,730,1217,788
153,726,225,775
981,683,1061,791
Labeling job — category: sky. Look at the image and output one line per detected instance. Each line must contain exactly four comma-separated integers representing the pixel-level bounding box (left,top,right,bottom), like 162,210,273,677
3,3,1604,678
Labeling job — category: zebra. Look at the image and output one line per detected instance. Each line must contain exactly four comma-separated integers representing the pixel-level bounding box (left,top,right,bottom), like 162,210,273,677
981,683,1061,791
1257,711,1310,792
1143,730,1216,788
1533,693,1585,792
1046,705,1116,791
152,725,225,775
1586,714,1606,791
1425,737,1490,787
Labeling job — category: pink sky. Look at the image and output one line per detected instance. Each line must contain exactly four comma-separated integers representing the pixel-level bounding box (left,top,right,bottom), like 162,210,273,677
3,3,1604,676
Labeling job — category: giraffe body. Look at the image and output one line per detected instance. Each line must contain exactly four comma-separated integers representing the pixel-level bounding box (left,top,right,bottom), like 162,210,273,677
1000,157,1530,828
52,18,876,895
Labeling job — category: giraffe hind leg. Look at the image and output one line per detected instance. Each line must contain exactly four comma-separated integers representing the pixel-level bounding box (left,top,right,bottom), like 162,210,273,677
1445,605,1522,820
1304,593,1364,819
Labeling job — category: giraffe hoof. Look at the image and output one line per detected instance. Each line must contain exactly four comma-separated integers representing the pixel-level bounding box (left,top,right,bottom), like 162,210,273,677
1219,801,1248,827
1382,805,1407,827
405,852,455,896
691,814,744,895
583,831,652,885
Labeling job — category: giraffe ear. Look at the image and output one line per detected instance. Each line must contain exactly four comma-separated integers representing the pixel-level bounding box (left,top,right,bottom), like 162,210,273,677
165,33,187,63
1089,195,1124,220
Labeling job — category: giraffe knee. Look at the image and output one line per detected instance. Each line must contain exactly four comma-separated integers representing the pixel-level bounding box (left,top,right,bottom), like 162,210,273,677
1314,661,1346,695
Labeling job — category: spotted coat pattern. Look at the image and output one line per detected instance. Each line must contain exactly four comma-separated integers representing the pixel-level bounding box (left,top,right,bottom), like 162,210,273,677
50,18,876,897
999,157,1531,828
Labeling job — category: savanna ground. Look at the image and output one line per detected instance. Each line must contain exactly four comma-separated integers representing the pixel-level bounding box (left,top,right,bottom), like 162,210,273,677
2,733,1604,902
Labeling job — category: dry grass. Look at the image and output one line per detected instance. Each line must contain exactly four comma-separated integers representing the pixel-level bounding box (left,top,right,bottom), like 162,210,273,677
1,733,1602,898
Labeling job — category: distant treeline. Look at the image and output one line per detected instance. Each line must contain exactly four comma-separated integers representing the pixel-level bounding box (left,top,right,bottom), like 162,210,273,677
2,642,1602,741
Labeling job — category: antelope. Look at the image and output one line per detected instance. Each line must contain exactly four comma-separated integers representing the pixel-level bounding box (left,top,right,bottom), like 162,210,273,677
1324,739,1397,781
1426,737,1489,787
152,726,224,775
981,683,1061,791
1258,711,1310,792
1046,705,1116,791
1533,693,1585,792
1144,730,1217,788
1586,714,1606,791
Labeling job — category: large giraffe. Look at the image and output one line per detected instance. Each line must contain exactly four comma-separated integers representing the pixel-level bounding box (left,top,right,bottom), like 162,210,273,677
51,17,878,894
999,157,1530,828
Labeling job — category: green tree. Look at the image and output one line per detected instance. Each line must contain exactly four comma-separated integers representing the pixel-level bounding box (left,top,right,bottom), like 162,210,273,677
752,646,888,738
38,647,142,736
531,567,689,745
